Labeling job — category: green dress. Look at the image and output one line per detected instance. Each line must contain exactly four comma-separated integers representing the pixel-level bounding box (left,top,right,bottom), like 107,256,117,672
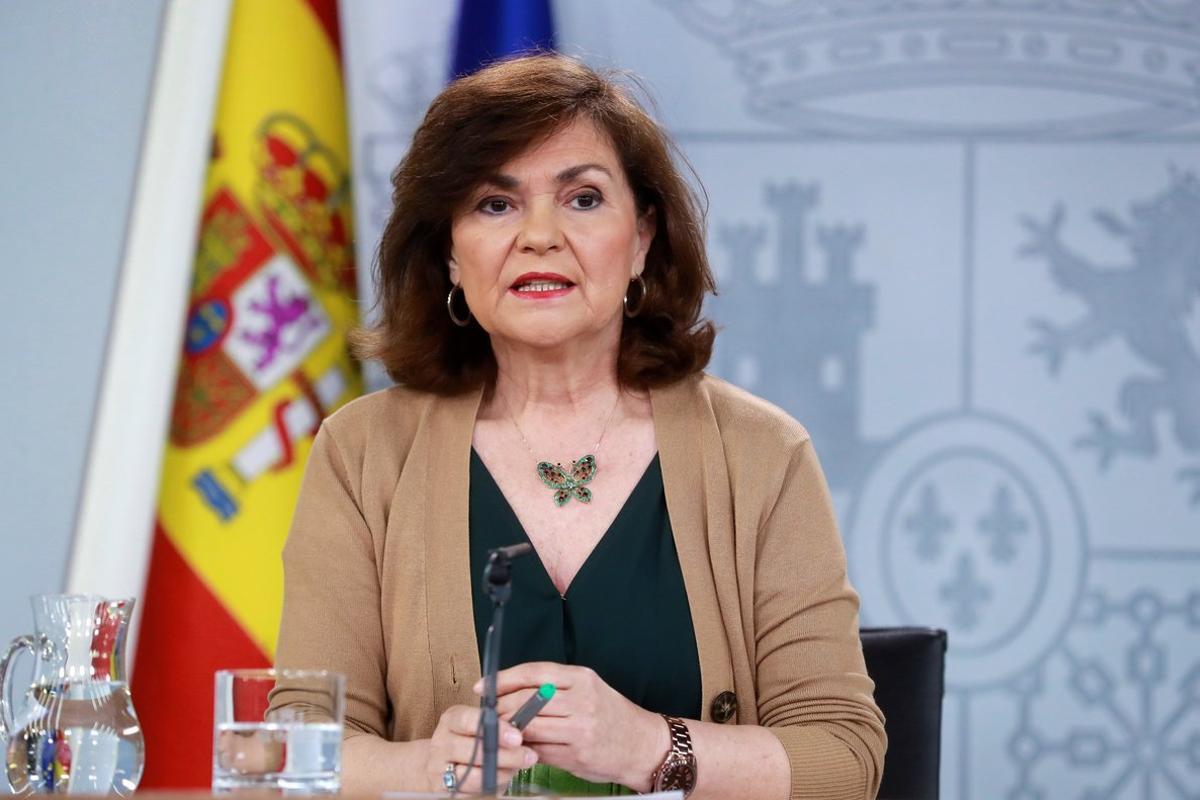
469,449,702,796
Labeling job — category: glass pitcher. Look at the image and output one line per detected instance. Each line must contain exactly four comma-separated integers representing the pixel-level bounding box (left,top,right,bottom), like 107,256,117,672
0,595,144,795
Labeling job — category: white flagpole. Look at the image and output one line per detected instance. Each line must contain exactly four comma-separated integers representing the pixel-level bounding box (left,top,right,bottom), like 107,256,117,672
66,0,233,659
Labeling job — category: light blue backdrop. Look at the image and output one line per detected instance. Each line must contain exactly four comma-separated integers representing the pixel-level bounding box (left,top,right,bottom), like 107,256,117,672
0,1,166,648
342,1,1200,797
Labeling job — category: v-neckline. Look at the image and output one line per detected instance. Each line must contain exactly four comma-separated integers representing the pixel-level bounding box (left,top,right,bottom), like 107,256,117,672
424,376,733,723
470,448,661,599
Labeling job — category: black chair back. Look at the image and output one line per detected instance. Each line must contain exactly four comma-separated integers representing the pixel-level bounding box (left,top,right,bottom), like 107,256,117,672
860,627,947,800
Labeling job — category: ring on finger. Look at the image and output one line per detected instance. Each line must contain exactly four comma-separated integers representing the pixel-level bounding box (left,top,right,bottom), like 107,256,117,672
442,763,458,792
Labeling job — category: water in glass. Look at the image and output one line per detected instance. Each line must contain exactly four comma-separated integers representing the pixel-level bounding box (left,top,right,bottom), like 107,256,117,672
212,669,344,795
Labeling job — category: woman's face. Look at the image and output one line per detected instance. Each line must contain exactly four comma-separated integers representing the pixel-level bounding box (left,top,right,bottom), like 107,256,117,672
448,118,655,354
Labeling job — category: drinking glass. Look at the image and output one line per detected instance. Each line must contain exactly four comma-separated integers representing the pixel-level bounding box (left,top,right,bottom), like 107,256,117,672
212,669,344,794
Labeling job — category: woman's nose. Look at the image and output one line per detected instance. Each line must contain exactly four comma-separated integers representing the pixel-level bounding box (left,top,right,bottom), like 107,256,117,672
516,200,564,254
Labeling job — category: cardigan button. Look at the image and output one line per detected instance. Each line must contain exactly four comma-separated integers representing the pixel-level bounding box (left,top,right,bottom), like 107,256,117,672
710,691,737,723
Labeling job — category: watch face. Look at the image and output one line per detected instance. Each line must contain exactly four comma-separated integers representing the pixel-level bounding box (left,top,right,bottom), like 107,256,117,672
661,759,697,793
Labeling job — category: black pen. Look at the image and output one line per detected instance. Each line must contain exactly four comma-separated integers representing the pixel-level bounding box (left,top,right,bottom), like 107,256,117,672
510,683,556,730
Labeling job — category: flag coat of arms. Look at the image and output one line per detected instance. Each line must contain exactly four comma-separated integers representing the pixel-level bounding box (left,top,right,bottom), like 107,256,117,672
132,0,360,787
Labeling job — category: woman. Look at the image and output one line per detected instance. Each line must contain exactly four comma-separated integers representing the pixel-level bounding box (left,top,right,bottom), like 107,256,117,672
275,54,885,799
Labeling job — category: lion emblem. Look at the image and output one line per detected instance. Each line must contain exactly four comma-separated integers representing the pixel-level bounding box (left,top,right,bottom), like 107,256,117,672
1020,166,1200,505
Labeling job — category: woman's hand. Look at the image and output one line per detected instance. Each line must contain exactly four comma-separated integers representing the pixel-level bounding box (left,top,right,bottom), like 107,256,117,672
474,663,669,791
425,704,538,793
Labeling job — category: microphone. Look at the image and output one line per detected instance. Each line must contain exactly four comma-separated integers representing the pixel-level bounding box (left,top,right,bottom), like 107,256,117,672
484,542,532,588
479,542,533,794
493,542,533,561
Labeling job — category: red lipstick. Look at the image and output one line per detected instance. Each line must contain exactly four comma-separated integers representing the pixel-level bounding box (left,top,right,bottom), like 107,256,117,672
509,272,575,299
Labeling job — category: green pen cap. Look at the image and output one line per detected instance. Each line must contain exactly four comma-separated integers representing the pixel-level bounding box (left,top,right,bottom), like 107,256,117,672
538,683,556,700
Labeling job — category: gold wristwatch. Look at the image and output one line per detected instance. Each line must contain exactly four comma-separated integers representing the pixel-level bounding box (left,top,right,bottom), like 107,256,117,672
650,715,697,797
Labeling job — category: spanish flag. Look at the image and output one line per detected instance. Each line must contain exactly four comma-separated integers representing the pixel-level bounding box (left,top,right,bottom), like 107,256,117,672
132,0,360,787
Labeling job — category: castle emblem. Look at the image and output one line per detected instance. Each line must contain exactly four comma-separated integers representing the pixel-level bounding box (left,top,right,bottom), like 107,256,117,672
714,180,882,491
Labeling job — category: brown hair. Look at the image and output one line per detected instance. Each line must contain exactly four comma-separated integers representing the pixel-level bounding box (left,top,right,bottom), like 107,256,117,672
353,54,716,394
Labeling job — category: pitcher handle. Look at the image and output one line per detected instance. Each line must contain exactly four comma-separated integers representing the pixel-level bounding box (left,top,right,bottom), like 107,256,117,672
0,635,37,741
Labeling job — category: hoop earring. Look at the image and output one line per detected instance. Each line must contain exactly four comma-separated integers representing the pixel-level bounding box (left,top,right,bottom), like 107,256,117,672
446,284,472,327
623,274,646,318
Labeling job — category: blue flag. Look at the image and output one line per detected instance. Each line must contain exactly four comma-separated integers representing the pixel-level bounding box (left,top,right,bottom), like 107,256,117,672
451,0,556,78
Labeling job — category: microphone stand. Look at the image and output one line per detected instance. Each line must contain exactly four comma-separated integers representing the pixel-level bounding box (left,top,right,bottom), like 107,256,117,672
480,543,531,795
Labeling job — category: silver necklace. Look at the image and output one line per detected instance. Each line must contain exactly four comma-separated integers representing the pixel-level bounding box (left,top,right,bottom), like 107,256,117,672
503,392,622,507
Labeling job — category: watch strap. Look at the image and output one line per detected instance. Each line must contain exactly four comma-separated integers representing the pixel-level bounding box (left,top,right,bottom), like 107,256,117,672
651,715,696,797
664,715,694,760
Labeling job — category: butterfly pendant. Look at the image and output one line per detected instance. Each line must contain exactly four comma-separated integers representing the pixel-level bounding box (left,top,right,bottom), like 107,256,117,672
536,454,598,507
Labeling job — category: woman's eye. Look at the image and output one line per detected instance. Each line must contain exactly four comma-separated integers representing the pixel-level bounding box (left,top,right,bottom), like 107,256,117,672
571,192,602,210
479,197,510,214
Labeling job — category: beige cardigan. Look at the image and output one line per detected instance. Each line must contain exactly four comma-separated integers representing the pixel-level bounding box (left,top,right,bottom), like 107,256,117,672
275,373,886,799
